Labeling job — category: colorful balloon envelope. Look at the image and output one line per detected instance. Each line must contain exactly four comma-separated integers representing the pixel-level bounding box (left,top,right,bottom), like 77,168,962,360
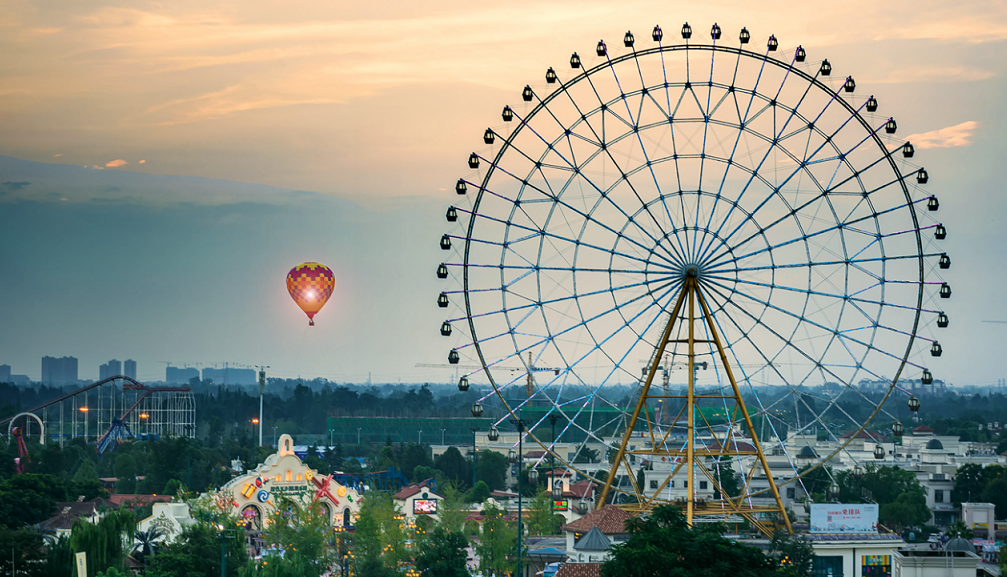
286,262,335,325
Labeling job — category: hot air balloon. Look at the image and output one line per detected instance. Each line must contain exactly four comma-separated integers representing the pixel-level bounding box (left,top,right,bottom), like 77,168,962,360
286,263,335,326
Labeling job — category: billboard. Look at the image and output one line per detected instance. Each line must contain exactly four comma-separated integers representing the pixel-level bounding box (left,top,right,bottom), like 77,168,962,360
552,499,569,511
413,499,438,514
810,504,879,533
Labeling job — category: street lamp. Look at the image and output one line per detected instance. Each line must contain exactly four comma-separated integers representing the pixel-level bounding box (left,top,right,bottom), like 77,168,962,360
418,430,423,444
470,427,481,488
79,406,88,441
272,426,278,447
217,524,235,577
357,428,362,445
507,416,532,577
441,428,447,445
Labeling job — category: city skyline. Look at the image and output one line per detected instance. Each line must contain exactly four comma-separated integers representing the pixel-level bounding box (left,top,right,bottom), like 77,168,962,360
2,1,1006,386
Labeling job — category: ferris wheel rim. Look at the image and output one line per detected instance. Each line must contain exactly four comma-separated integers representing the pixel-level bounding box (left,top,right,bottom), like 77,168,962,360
450,35,930,499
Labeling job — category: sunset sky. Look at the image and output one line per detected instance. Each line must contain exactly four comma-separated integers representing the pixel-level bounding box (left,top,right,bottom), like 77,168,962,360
1,0,1005,386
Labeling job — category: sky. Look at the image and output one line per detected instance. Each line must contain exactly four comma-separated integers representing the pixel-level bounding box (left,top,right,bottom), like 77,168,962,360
1,0,1005,386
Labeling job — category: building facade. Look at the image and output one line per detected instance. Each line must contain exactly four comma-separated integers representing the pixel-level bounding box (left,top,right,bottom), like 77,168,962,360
124,359,137,380
99,359,122,380
41,356,78,385
219,434,363,530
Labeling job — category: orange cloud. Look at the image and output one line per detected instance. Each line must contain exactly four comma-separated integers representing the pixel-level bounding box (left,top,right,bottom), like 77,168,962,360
53,153,62,157
105,159,128,167
138,159,146,164
905,121,978,149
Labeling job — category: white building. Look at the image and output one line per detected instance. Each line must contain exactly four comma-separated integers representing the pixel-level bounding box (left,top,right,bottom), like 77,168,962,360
219,434,362,530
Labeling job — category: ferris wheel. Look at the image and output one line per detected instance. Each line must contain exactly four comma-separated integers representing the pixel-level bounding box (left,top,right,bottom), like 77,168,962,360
436,23,949,533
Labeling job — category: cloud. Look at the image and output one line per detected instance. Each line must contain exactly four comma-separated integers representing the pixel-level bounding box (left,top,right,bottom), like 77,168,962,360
105,159,128,167
138,159,146,164
905,121,979,149
53,153,62,157
1,181,31,190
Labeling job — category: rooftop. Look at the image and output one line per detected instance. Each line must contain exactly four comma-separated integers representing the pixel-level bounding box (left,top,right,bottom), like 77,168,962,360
561,505,633,535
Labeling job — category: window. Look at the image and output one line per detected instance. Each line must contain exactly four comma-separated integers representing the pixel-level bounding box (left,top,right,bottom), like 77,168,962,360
650,480,658,489
934,490,944,503
286,470,292,482
684,481,688,488
669,481,674,488
787,488,796,499
699,481,708,490
813,555,844,577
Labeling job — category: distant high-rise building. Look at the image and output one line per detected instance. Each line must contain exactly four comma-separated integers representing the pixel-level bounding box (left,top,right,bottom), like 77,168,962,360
201,367,257,386
99,359,122,380
124,359,137,380
0,365,10,383
41,356,78,385
166,366,199,384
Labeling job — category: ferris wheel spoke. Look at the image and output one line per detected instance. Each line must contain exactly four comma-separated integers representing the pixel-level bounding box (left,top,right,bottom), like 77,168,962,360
453,273,679,324
701,275,925,371
471,159,681,268
706,195,929,270
571,72,685,261
709,99,884,254
451,212,676,273
509,104,683,267
695,73,844,260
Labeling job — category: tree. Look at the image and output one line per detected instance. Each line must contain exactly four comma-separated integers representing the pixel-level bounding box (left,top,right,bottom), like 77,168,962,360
952,463,984,504
880,492,931,530
526,490,564,536
353,492,399,577
434,447,470,487
255,493,335,577
69,509,136,577
113,454,137,494
476,451,508,491
602,505,782,577
414,526,470,577
573,447,599,463
399,442,433,481
73,459,99,485
981,477,1007,518
770,531,814,577
466,480,491,503
437,483,468,535
0,473,69,527
476,503,517,577
945,520,974,539
713,458,741,500
146,522,247,577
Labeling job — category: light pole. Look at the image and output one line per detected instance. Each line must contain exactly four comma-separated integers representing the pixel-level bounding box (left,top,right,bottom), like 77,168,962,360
272,426,278,447
441,428,446,445
256,366,268,448
217,524,234,577
79,406,89,442
508,417,532,577
329,429,334,447
418,430,422,444
470,427,479,488
548,414,559,477
357,428,362,445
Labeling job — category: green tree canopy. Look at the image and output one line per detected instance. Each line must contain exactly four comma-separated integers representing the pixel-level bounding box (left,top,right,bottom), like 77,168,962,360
415,526,470,577
466,480,491,504
880,492,931,530
476,451,508,491
434,446,470,488
113,454,137,494
476,503,517,577
601,505,782,577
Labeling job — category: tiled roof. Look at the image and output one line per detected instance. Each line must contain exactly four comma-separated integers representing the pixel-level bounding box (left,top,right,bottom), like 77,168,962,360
573,526,611,551
554,562,603,577
490,491,518,499
565,480,597,499
392,481,440,500
108,494,172,507
911,425,935,433
840,429,888,441
36,498,119,531
561,505,632,535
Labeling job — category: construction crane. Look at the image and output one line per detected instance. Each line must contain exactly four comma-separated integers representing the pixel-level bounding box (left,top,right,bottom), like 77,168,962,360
416,351,562,396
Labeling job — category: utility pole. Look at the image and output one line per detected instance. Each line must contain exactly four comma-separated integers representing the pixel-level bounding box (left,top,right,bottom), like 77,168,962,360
256,366,269,448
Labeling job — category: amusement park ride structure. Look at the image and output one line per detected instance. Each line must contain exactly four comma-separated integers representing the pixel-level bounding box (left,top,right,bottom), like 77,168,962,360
437,23,949,537
0,375,195,457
